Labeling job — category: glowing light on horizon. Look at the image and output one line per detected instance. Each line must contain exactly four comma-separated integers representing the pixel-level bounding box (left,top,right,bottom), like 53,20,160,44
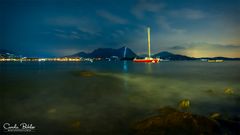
123,46,127,58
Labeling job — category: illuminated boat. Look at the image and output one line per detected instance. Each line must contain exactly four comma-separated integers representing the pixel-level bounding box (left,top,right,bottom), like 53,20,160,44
133,27,160,63
133,57,160,63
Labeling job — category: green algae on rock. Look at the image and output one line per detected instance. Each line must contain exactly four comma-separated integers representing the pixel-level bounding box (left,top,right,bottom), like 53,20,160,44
178,99,190,110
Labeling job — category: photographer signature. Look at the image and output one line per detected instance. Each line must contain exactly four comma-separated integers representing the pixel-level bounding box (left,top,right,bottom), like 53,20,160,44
3,122,35,132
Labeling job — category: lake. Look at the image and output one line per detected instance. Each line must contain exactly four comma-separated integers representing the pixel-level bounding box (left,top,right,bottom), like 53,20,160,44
1,61,240,134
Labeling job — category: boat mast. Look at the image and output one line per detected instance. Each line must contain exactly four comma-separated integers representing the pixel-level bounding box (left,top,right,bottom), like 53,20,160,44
147,27,151,58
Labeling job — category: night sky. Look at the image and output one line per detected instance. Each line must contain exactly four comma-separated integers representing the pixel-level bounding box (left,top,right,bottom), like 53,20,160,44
1,0,240,57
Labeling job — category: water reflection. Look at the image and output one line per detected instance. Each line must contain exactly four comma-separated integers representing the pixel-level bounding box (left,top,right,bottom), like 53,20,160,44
146,63,152,74
123,61,128,72
0,61,240,135
122,61,128,90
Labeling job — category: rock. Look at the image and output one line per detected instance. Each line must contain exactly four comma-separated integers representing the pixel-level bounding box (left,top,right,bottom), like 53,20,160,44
224,88,234,95
133,107,221,135
216,119,240,135
178,99,190,110
157,106,178,115
209,112,221,119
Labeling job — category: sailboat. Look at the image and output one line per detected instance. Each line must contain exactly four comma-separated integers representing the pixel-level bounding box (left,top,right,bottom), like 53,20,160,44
133,27,160,63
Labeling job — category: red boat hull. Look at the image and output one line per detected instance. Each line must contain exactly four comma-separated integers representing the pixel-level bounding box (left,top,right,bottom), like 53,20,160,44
133,58,160,63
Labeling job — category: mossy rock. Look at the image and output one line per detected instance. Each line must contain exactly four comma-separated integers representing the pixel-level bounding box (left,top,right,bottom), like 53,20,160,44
133,107,221,135
178,99,190,110
224,88,234,95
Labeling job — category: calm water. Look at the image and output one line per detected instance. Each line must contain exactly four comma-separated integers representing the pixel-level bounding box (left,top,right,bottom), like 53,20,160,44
1,61,240,134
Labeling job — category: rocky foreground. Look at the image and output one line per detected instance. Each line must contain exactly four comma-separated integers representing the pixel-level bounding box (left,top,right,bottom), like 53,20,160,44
132,107,240,135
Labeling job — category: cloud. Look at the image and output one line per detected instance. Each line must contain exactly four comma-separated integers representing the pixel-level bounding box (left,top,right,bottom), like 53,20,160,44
53,29,81,40
169,46,186,50
157,16,186,33
185,43,240,57
77,26,100,36
209,44,240,49
54,29,65,33
111,30,125,39
132,0,165,19
165,42,240,57
97,10,128,24
170,9,206,20
48,17,80,26
47,16,101,35
50,48,83,56
186,42,240,49
51,28,95,40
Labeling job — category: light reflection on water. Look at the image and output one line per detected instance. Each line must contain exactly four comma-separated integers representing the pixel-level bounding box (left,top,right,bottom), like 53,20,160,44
0,61,240,134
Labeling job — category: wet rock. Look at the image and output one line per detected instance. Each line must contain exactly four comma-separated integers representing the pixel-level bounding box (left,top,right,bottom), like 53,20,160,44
215,119,240,135
133,107,221,135
157,106,177,115
209,112,221,119
209,113,240,134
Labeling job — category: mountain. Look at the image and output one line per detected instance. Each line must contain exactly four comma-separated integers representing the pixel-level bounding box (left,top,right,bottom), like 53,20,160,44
68,48,240,61
2,48,239,61
0,49,22,58
153,51,196,60
68,47,137,59
200,57,240,60
69,52,89,58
